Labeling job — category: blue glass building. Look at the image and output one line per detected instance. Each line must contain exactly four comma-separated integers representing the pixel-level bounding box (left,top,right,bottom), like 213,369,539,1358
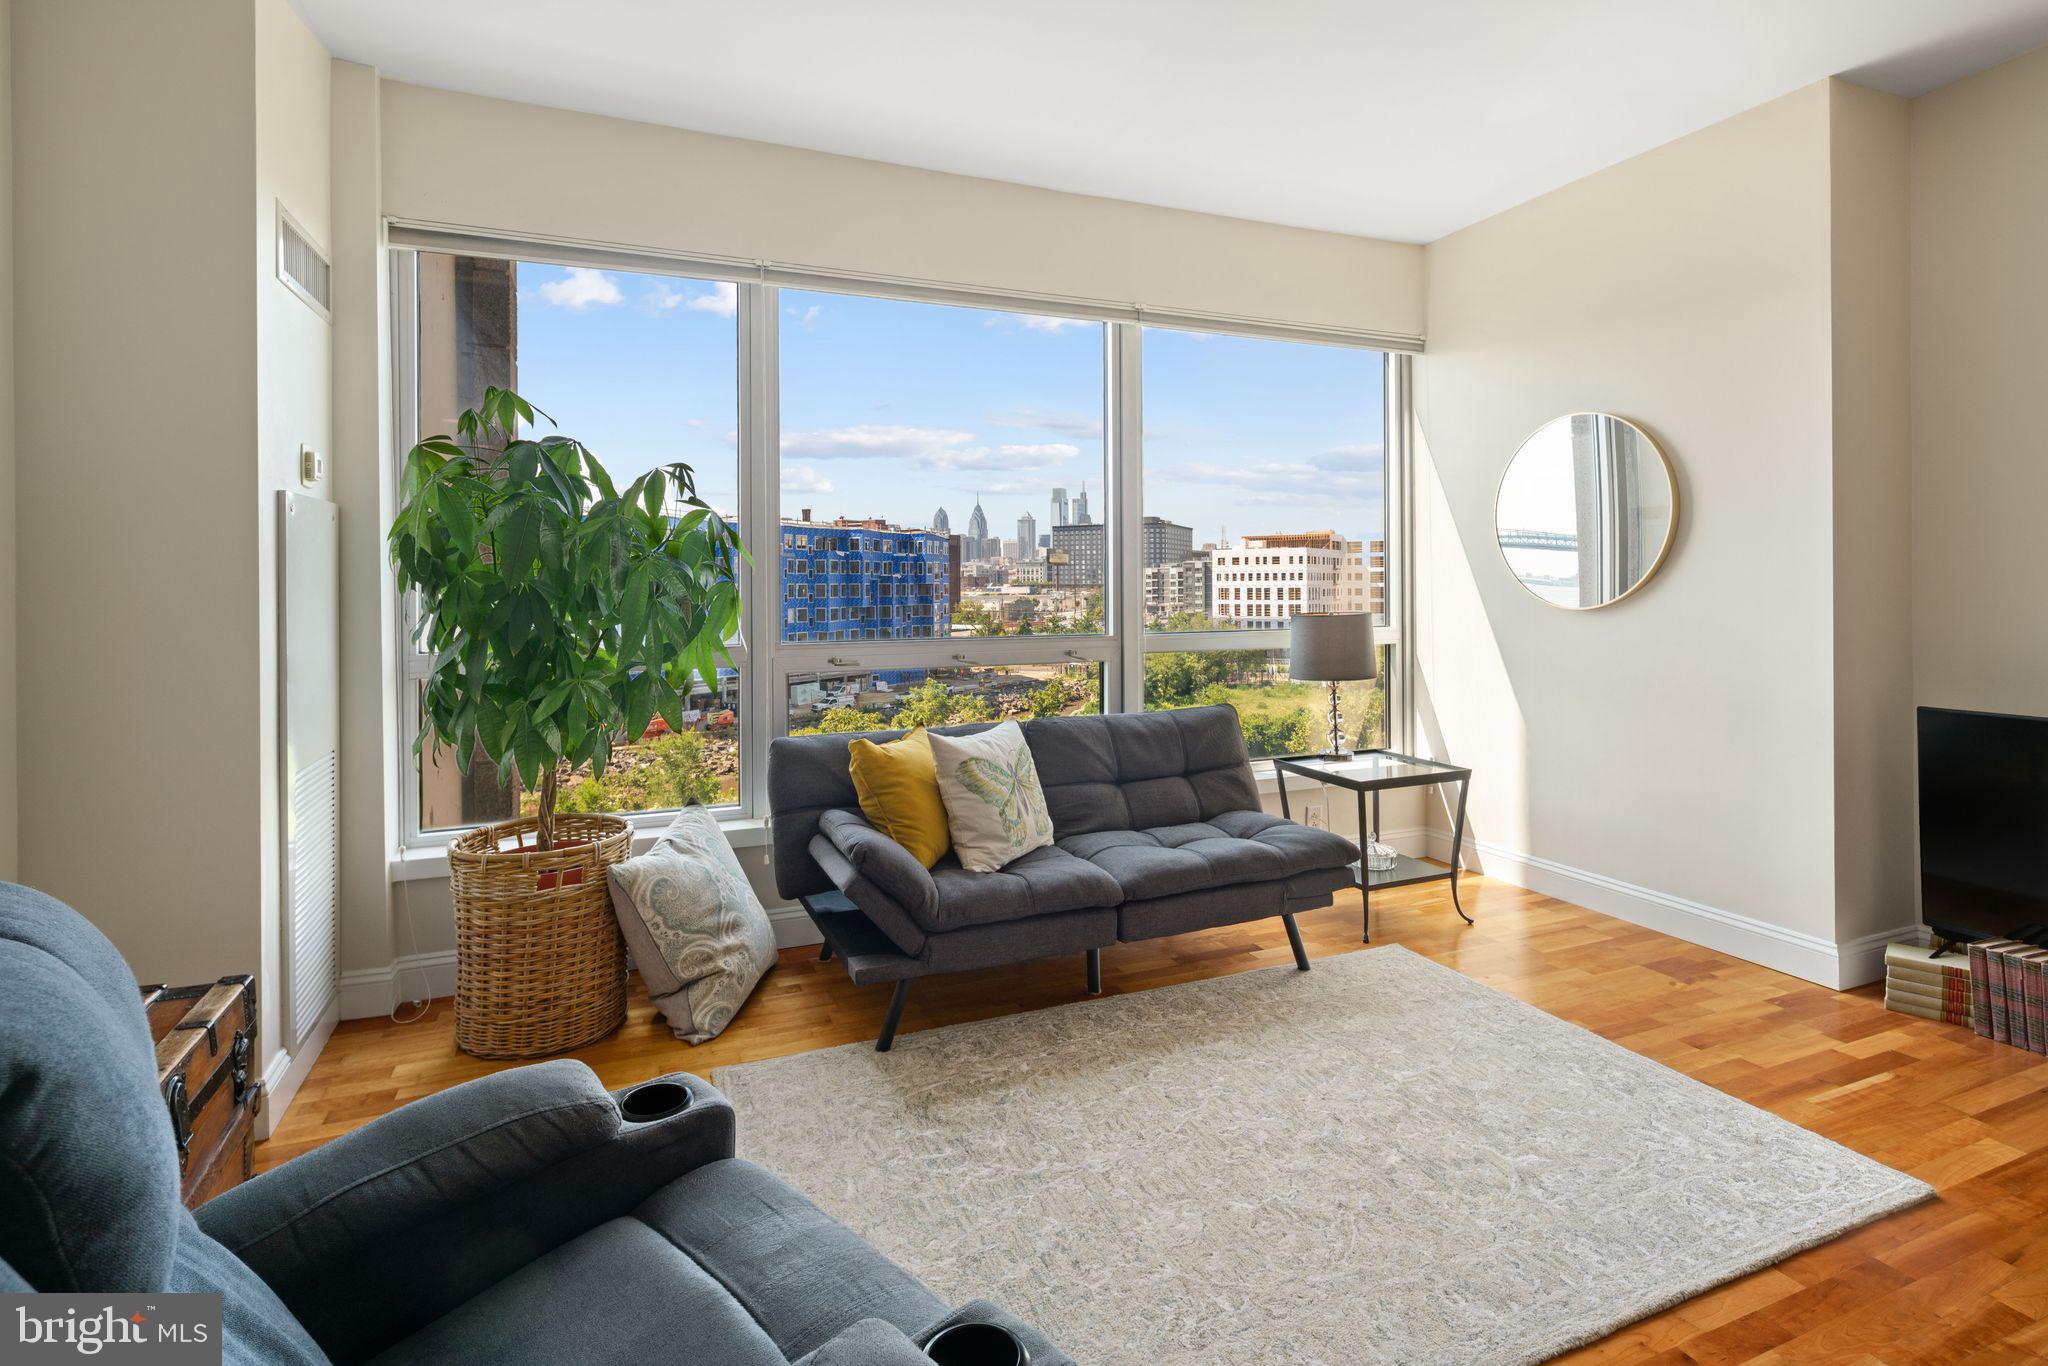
779,519,953,642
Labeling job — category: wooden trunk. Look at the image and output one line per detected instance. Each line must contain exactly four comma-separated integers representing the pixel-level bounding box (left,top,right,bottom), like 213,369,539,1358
138,975,263,1207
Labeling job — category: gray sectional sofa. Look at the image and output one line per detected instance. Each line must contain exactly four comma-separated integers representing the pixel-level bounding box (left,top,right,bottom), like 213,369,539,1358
0,883,1072,1366
769,704,1362,1048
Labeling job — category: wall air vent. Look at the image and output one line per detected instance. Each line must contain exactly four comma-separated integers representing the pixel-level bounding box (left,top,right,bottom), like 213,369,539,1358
277,203,331,318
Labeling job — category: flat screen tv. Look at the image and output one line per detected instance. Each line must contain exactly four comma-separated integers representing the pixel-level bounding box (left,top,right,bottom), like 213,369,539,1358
1919,706,2048,945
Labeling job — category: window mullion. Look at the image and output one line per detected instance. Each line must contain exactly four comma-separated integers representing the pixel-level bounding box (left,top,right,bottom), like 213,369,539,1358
1109,321,1144,713
739,283,779,818
1389,351,1412,752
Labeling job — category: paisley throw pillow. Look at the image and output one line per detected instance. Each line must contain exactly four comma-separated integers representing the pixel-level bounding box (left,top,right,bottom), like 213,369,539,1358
606,806,776,1043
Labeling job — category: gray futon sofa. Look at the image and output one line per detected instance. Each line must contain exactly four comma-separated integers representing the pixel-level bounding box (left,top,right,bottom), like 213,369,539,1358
0,882,1073,1366
768,704,1361,1049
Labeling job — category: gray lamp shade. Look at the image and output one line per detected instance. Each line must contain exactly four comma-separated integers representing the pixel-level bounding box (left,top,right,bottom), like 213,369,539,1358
1288,612,1377,682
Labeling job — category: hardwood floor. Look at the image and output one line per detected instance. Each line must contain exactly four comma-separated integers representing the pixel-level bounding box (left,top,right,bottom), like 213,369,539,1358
262,874,2048,1364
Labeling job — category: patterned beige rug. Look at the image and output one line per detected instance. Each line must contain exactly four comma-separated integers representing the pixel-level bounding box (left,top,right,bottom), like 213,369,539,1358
713,946,1929,1365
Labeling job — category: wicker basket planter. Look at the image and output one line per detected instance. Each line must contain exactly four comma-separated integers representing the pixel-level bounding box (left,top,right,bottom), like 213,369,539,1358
447,813,633,1059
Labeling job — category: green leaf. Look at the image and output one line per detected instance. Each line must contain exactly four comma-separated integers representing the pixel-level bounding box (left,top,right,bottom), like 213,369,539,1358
499,502,543,580
639,469,666,517
619,560,653,652
655,674,688,733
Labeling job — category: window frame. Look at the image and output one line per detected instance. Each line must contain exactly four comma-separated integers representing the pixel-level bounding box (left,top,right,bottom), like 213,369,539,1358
388,234,1410,853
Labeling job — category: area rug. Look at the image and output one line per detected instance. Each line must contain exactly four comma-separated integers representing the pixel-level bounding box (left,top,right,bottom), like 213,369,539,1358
712,946,1930,1365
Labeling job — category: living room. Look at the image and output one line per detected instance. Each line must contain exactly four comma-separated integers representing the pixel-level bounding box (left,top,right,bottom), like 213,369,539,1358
5,2,2048,1362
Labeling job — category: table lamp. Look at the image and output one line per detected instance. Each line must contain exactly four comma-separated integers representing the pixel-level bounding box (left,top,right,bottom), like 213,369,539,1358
1288,611,1376,759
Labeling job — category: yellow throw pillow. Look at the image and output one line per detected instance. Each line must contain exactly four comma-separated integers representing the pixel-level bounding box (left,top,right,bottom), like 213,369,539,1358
847,727,952,868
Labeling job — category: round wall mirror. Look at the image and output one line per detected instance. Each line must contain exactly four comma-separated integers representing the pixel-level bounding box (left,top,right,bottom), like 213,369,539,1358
1495,413,1676,609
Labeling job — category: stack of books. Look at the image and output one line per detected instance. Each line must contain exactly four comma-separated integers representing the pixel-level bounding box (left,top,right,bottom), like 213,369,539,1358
1969,938,2048,1053
1883,943,1972,1025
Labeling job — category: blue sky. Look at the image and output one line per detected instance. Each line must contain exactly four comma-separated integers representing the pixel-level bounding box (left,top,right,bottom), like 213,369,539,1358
511,262,1386,549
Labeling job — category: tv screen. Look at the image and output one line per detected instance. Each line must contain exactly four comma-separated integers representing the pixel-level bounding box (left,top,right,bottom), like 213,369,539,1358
1919,706,2048,943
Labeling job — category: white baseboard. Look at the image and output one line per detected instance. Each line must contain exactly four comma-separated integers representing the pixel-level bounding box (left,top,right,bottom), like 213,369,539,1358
769,904,825,948
1420,830,1921,990
339,949,456,1020
257,1005,337,1139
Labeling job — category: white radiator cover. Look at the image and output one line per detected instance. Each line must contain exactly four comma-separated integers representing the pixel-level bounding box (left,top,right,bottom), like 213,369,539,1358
279,492,341,1050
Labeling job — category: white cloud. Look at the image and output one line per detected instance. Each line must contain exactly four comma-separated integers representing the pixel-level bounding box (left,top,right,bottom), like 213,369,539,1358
779,426,1080,472
990,406,1103,440
780,465,835,494
781,424,977,462
991,442,1080,466
918,442,1081,472
784,303,824,327
989,313,1091,334
1166,444,1386,500
687,281,738,318
538,268,623,310
645,279,737,318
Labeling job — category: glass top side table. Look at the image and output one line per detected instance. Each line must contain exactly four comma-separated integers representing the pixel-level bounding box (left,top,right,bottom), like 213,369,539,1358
1271,750,1473,943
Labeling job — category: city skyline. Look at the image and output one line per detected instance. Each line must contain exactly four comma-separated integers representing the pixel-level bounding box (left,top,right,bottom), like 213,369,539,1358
509,263,1388,553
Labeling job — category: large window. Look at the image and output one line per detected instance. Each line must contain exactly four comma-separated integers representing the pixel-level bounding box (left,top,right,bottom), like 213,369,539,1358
777,291,1107,642
405,253,743,831
395,241,1404,846
1141,328,1387,632
1138,328,1391,761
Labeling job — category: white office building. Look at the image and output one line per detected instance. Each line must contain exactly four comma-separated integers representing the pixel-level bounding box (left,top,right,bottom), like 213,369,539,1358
1206,532,1380,629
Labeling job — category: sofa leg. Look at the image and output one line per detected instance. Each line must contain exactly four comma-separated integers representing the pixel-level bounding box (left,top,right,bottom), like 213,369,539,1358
876,980,913,1052
818,941,834,963
1086,948,1102,996
1282,913,1310,972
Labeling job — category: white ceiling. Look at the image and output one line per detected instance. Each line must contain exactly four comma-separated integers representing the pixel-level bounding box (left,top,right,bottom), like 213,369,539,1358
291,0,2048,243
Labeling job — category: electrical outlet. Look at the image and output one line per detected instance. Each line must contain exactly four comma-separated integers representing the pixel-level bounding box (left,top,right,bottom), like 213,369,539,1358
299,445,324,486
1303,802,1328,830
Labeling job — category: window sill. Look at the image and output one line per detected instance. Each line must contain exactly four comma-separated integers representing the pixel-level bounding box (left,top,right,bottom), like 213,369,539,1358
390,814,773,883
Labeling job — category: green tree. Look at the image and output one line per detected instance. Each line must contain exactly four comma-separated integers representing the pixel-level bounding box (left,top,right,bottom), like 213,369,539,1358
1027,680,1069,718
790,706,890,736
1143,651,1205,708
888,678,994,729
1240,709,1316,758
955,602,1005,637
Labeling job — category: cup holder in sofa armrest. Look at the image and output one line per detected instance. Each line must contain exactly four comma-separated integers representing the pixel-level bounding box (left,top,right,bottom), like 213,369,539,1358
617,1080,691,1124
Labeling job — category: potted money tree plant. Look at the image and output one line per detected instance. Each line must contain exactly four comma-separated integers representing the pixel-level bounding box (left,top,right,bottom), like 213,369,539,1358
388,386,745,1057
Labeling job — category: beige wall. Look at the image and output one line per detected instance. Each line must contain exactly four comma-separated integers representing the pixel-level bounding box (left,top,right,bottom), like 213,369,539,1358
0,0,16,882
13,0,333,1099
377,81,1424,341
1909,43,2048,719
1827,81,1914,948
14,0,263,981
1414,83,1895,980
